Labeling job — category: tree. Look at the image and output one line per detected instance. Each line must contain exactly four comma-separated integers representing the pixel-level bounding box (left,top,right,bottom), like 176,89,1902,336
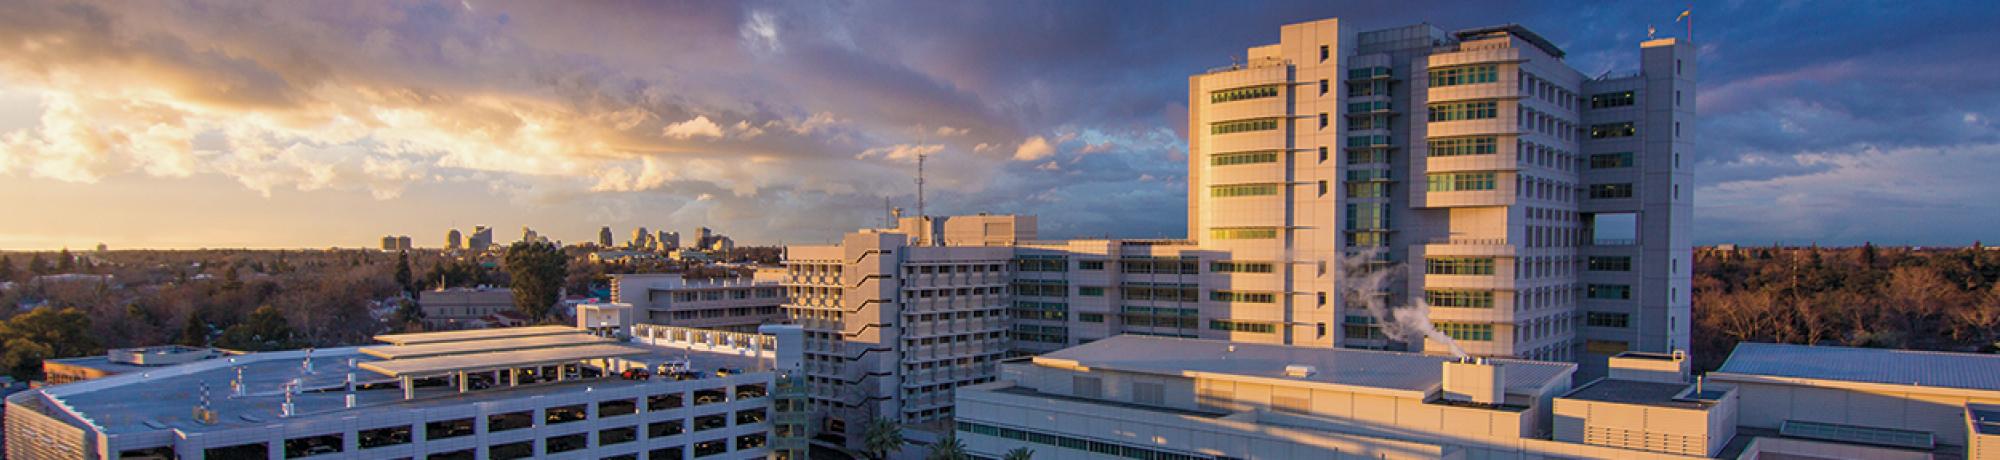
0,307,101,380
861,418,906,460
505,242,568,321
1861,242,1879,268
395,250,415,295
215,305,296,351
925,432,968,460
1003,447,1035,460
56,248,74,272
0,255,14,282
27,254,50,276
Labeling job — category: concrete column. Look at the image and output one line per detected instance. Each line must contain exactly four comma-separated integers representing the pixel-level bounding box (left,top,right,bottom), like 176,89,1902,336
509,368,520,387
401,376,414,400
458,371,468,393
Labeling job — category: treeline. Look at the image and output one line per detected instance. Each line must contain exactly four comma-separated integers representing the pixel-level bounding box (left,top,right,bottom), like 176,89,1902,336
1692,244,2000,370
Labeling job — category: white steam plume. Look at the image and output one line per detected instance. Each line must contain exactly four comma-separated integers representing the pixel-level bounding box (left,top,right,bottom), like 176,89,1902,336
1339,248,1467,359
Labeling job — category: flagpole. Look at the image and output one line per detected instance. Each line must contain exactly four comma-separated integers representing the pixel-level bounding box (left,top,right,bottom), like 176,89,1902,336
1687,3,1694,43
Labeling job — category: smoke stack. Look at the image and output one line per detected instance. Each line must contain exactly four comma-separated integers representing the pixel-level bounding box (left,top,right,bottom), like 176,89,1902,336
1441,359,1506,406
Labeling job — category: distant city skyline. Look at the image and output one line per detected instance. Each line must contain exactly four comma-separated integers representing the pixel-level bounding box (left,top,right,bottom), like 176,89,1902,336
3,1,1999,249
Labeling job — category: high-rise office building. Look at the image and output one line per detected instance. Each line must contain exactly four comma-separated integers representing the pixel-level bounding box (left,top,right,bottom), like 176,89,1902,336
447,229,463,251
470,226,493,252
522,226,540,244
601,226,616,247
782,16,1692,441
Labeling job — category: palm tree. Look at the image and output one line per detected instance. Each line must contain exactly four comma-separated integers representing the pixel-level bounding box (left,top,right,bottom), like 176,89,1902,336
1003,447,1035,460
862,418,906,460
925,433,968,460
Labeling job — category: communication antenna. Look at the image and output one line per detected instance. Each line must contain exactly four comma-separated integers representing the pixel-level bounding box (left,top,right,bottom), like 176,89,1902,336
916,149,927,218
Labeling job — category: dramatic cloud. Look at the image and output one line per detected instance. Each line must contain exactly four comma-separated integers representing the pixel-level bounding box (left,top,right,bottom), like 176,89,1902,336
0,0,1996,248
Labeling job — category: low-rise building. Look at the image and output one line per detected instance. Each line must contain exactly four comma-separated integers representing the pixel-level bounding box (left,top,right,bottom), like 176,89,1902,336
608,273,785,332
419,287,516,328
5,324,805,460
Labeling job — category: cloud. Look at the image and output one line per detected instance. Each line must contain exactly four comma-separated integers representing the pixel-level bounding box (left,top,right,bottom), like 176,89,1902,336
740,10,782,54
1012,136,1054,161
856,143,943,163
934,125,968,137
662,116,725,140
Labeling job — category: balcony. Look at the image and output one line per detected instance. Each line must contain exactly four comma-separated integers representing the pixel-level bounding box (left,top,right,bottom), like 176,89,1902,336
1422,237,1516,257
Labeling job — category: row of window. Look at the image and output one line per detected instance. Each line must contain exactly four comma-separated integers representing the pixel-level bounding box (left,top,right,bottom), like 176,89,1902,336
1426,289,1494,309
1428,100,1499,122
1428,136,1498,157
957,421,1215,460
1348,66,1392,80
1210,85,1280,104
1346,203,1390,230
1211,183,1281,198
1346,134,1392,148
1590,122,1636,139
1011,324,1069,344
1015,255,1068,272
1426,257,1497,276
221,400,765,460
1122,283,1200,302
1211,151,1280,166
1119,257,1199,275
1013,279,1069,297
1209,290,1276,303
1211,118,1280,135
1588,284,1632,300
1210,228,1278,240
1347,100,1392,113
1209,319,1277,334
1590,183,1634,199
1586,311,1631,328
1428,64,1498,88
1590,152,1635,169
1209,261,1273,273
1426,171,1498,192
1590,91,1636,109
1346,182,1390,198
1436,322,1494,341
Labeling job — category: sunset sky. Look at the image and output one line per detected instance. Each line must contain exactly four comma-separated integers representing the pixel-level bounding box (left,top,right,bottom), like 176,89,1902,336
2,0,1997,249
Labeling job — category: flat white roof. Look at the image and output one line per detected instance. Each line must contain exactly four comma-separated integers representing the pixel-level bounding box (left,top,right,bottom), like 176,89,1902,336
1035,335,1573,395
359,344,651,377
360,333,613,360
1716,342,2000,392
372,325,580,345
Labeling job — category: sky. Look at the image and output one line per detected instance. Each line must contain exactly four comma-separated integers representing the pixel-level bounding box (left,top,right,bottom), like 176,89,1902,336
2,0,1997,250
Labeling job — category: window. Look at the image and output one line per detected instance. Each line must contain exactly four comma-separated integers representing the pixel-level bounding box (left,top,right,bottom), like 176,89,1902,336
359,425,413,449
1588,284,1632,300
1347,134,1391,148
1133,382,1165,405
546,433,588,454
737,433,767,450
1346,202,1390,230
206,443,269,460
1590,122,1636,138
1016,255,1068,272
1210,228,1278,240
1426,172,1498,192
1426,257,1496,275
488,411,533,432
1121,283,1198,301
1587,312,1631,328
1209,85,1279,104
489,440,534,460
1588,256,1633,272
1073,376,1104,398
1435,322,1494,341
1428,64,1498,87
1346,182,1390,198
545,404,587,424
1079,260,1105,270
695,413,729,431
1211,183,1281,197
648,392,684,410
1319,113,1329,128
1427,100,1499,122
1013,279,1068,297
1209,261,1274,273
650,420,687,438
1078,286,1105,296
1209,319,1277,333
427,449,475,460
1319,79,1329,95
1590,152,1635,168
284,433,343,458
1347,231,1388,247
1426,289,1494,308
1211,151,1279,166
1427,136,1497,157
1590,91,1636,108
1348,66,1390,79
600,398,638,418
736,383,768,399
1587,340,1630,355
1347,100,1391,113
1319,146,1328,162
426,418,475,440
596,426,638,446
1319,45,1329,61
1210,118,1280,134
1210,290,1276,303
736,408,767,425
650,447,687,460
1590,183,1634,199
1080,313,1105,323
1347,168,1391,181
694,388,727,405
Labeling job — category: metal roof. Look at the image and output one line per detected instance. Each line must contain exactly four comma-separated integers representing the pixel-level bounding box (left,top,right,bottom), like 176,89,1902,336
1454,24,1566,59
1716,342,2000,392
371,325,580,345
1034,335,1573,395
360,333,613,360
358,344,651,377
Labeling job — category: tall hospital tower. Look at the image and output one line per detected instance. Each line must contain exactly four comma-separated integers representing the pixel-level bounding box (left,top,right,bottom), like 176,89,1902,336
783,18,1692,447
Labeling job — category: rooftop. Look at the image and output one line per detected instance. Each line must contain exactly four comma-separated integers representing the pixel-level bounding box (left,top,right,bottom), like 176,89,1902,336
1034,335,1574,396
31,329,771,436
371,325,579,345
1716,342,2000,392
1563,378,1717,410
359,333,613,360
1454,24,1566,59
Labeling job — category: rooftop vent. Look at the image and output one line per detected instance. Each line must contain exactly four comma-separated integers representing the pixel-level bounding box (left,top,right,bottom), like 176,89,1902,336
1441,358,1505,406
1284,364,1317,378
